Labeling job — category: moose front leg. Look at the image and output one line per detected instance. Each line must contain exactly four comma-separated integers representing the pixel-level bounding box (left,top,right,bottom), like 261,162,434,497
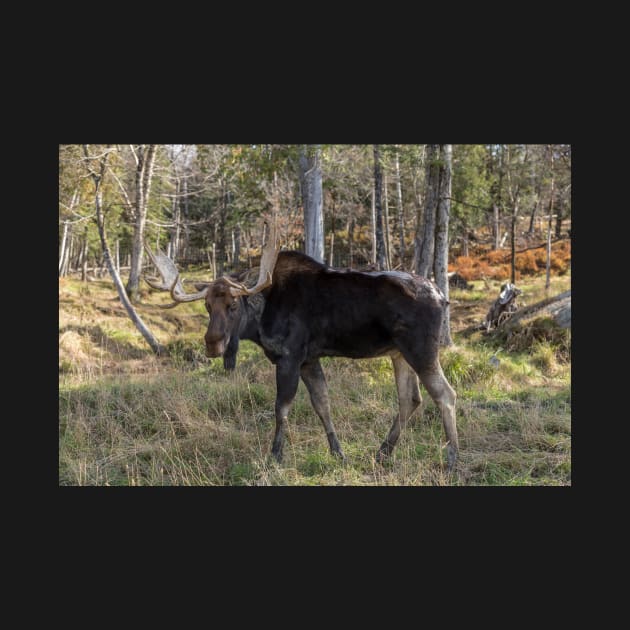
271,360,300,462
223,335,239,371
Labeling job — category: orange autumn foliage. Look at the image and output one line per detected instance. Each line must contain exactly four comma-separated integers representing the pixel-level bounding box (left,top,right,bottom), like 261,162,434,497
448,240,570,281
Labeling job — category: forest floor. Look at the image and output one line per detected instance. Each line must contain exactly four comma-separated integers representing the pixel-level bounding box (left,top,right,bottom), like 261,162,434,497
59,267,571,486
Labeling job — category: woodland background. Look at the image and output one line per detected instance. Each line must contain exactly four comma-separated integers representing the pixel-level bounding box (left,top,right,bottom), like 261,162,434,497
59,144,571,486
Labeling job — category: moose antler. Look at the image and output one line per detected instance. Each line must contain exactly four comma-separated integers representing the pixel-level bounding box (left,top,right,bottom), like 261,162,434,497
143,218,279,306
224,218,278,297
143,243,208,308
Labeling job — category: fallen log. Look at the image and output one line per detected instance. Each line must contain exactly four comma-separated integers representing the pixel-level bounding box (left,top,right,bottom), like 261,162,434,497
490,289,571,354
506,290,571,328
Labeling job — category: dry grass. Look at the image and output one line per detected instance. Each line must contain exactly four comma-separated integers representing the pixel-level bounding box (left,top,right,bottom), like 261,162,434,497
59,272,571,486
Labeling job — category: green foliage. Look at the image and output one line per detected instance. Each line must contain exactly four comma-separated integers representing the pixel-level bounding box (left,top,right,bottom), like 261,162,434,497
451,144,494,231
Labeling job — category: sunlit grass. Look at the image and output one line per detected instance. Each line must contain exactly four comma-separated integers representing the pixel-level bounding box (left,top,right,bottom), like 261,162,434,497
59,272,571,486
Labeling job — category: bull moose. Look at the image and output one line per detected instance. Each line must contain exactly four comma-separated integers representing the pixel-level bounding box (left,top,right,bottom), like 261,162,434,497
145,223,459,470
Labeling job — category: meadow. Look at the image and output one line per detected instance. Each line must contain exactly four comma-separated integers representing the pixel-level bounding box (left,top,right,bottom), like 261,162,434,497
59,270,570,486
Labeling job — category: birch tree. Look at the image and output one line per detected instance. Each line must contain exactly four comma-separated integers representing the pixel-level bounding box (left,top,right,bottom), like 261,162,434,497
82,145,164,355
545,145,555,290
299,145,324,262
394,147,405,263
373,145,388,270
126,144,158,302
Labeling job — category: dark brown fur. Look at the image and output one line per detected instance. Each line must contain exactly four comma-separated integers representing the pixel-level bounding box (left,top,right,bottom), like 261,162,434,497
203,251,459,468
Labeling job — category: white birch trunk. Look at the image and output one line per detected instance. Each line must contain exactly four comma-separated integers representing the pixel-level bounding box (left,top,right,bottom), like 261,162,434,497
384,173,392,269
59,221,69,276
126,144,157,302
395,149,405,262
299,145,324,262
83,145,165,355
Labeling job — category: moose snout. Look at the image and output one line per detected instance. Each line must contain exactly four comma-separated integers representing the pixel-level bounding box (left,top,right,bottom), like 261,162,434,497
205,345,224,358
205,333,228,358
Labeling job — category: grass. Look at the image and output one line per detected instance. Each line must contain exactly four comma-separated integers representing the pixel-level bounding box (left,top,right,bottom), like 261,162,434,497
59,270,571,486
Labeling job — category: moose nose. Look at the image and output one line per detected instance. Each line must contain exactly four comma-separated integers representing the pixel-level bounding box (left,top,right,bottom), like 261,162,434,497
205,342,225,358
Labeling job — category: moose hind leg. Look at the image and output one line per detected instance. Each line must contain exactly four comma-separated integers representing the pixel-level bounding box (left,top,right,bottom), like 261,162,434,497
377,354,423,463
418,363,458,470
271,361,301,462
301,360,345,460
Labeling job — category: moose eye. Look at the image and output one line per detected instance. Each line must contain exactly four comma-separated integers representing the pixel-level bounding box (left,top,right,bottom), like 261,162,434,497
229,301,238,312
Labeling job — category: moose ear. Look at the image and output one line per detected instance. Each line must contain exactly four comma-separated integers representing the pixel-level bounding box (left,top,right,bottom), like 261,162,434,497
194,282,211,291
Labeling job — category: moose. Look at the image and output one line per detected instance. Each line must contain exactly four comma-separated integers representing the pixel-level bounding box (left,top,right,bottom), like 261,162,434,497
145,223,459,470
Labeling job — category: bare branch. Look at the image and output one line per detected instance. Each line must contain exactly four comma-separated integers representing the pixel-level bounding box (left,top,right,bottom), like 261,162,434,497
107,165,135,216
129,144,139,166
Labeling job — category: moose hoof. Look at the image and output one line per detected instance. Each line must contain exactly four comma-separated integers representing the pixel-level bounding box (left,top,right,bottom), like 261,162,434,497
375,445,392,465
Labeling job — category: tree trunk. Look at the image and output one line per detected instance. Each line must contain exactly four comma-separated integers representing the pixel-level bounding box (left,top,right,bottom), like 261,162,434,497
169,179,180,260
234,223,241,267
491,145,505,251
74,233,84,270
83,145,164,355
492,203,500,250
383,172,392,269
373,145,387,270
81,226,88,282
554,204,563,239
328,196,335,267
64,234,74,276
546,146,555,290
528,176,543,235
299,145,324,262
506,290,571,328
414,144,440,278
395,148,405,264
505,144,526,284
246,228,252,268
59,221,69,276
348,215,355,269
371,184,376,265
181,176,190,260
412,169,423,270
212,242,217,281
126,144,157,303
510,197,518,283
75,234,83,271
216,184,228,276
434,144,453,346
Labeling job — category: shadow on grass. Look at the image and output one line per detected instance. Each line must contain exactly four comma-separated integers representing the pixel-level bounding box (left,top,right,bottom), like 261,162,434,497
59,323,150,360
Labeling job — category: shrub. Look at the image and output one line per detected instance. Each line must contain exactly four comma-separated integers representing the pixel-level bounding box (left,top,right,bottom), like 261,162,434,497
485,250,509,265
452,256,476,281
549,252,569,274
474,260,493,279
516,251,538,275
489,264,516,281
